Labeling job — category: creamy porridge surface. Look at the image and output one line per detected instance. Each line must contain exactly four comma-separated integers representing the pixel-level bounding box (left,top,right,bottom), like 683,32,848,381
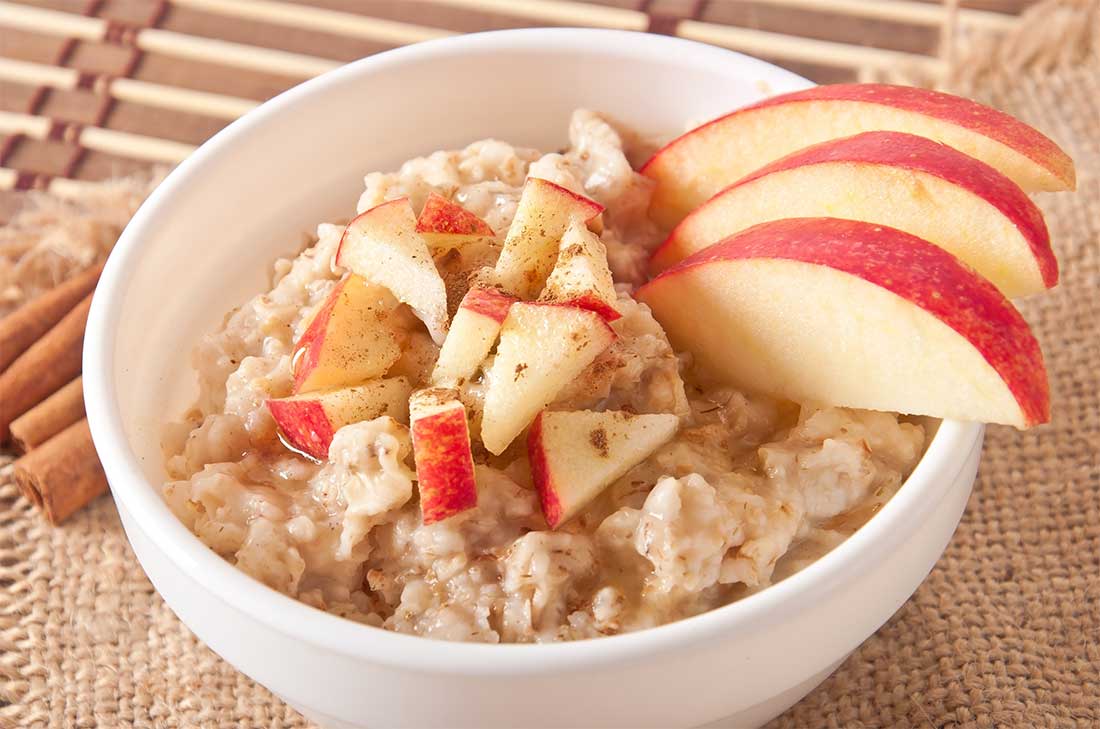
163,110,925,643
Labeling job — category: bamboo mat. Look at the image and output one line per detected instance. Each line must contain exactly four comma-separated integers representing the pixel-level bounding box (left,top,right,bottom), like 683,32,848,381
1,0,1098,727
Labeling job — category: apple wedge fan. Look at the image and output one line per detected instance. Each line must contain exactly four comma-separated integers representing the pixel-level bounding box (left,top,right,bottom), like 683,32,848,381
267,83,1074,530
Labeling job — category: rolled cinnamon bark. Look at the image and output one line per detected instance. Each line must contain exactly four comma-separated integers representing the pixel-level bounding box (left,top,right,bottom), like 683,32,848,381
0,262,103,372
0,291,91,442
10,376,85,454
14,418,108,525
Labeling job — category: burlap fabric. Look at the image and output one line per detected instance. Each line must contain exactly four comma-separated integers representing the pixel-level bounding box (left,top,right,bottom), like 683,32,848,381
2,2,1097,726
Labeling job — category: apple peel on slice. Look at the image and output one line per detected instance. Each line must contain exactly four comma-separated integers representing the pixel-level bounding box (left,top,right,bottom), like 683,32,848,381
642,83,1076,227
432,286,517,386
292,274,402,393
638,217,1049,428
540,219,621,321
416,192,494,241
337,197,450,345
652,131,1057,298
410,388,478,524
481,302,616,455
529,409,679,528
493,178,604,299
268,376,412,460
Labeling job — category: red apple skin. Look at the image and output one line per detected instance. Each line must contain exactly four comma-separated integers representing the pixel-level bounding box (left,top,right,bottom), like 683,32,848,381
293,278,345,392
461,286,517,323
642,84,1075,191
416,192,494,236
561,294,622,323
656,131,1057,288
642,217,1049,426
412,405,478,524
529,179,606,221
527,412,562,527
267,398,334,459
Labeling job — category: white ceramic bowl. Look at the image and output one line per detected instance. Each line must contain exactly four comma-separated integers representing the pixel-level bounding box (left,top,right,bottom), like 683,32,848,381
84,28,984,729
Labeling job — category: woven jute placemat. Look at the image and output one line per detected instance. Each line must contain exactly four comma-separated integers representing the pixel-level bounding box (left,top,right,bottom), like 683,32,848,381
2,1,1097,726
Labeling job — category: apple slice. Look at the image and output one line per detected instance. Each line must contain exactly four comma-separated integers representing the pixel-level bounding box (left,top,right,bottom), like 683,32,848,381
292,274,402,393
529,410,679,528
432,286,517,386
336,197,450,344
410,388,478,523
642,83,1076,227
416,192,494,242
651,131,1056,298
539,219,620,321
492,178,604,299
268,377,412,460
481,302,616,454
638,217,1048,428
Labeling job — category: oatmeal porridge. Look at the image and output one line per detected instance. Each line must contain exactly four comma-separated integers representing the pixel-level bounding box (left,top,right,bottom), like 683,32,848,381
163,110,925,643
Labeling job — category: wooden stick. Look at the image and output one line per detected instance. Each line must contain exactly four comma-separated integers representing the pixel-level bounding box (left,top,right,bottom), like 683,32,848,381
0,167,101,196
171,0,453,44
14,419,108,525
0,292,91,442
431,0,647,30
10,376,85,454
0,2,339,80
0,262,103,372
0,58,257,121
0,110,195,164
677,20,947,74
713,0,1016,32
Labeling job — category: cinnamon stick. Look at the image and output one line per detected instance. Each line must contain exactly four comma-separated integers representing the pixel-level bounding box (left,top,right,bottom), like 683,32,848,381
0,291,91,442
0,262,103,372
14,418,108,525
10,376,85,454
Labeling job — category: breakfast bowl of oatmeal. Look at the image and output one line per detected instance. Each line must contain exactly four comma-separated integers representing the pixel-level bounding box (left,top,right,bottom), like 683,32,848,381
84,27,1069,729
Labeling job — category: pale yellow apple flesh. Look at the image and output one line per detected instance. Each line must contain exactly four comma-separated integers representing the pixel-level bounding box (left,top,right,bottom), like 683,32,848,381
638,218,1049,428
481,302,616,454
643,84,1076,227
268,376,412,459
540,219,620,320
653,132,1056,299
529,409,679,528
337,198,450,344
292,274,402,393
432,287,517,386
410,388,478,524
493,178,604,299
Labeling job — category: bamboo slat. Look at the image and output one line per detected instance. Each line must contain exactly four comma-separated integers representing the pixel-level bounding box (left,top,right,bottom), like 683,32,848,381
0,2,340,79
171,0,454,45
0,57,258,120
430,0,648,30
678,20,946,75
0,110,194,163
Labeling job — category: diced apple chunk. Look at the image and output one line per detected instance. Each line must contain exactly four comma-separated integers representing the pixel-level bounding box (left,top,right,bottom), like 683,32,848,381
432,286,517,386
529,409,679,528
492,178,604,299
336,197,450,344
480,302,616,454
540,220,620,321
292,274,402,393
638,217,1049,428
410,388,478,523
268,377,412,459
416,192,494,241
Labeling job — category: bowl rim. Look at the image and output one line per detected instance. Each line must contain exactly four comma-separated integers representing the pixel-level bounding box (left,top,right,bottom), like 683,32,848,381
84,26,984,675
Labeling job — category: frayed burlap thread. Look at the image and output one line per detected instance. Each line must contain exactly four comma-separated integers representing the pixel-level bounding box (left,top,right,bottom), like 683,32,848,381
1,1,1097,727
